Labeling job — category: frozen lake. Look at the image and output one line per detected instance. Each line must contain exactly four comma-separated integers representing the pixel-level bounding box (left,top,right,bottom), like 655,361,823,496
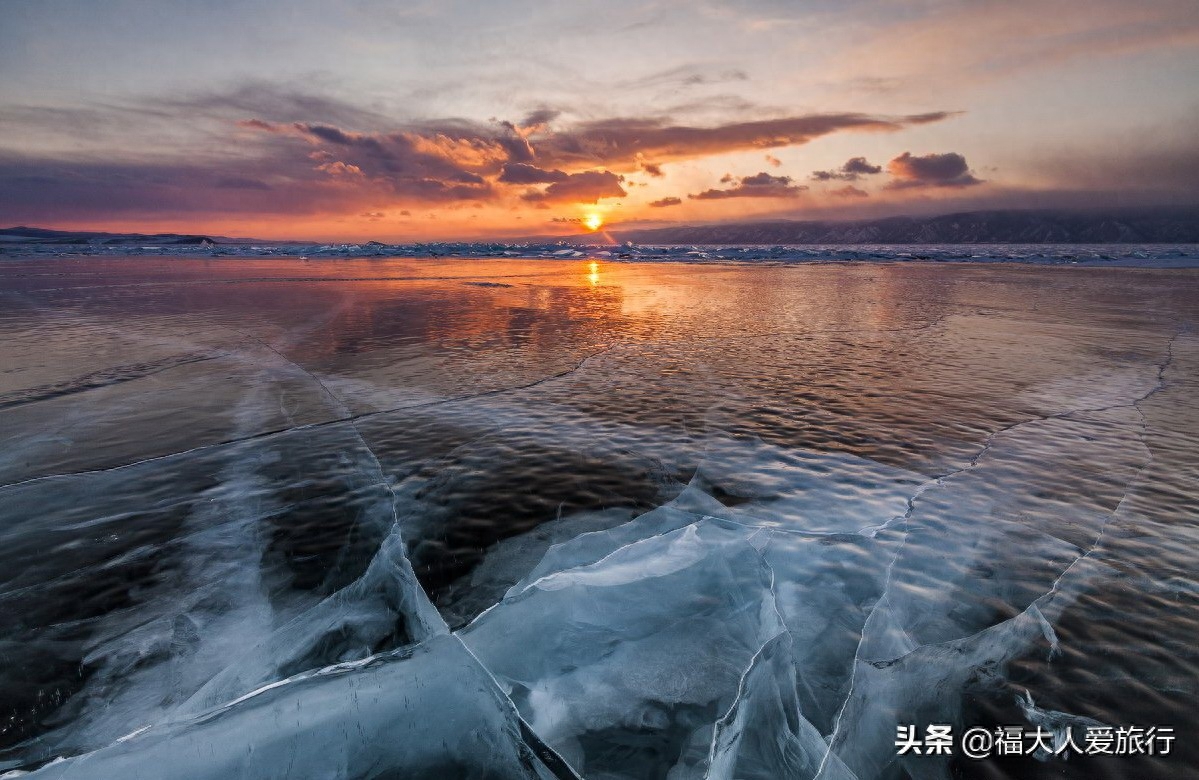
1,255,1196,779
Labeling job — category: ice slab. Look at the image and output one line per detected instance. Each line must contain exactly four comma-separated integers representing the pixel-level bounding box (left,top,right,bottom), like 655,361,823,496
460,503,892,779
19,635,571,780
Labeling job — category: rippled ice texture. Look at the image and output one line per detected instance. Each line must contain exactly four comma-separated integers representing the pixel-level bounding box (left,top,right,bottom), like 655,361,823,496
0,256,1197,780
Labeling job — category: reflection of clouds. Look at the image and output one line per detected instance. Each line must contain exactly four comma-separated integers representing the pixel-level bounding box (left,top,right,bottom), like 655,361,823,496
299,262,656,363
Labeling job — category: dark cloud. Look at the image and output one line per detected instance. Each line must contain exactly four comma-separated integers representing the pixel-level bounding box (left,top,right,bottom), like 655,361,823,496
493,113,545,163
300,123,361,146
520,108,560,128
648,196,683,207
690,171,807,200
904,112,961,125
886,151,983,188
0,154,356,220
765,154,782,168
238,119,501,201
498,137,536,164
740,172,792,186
810,156,883,181
843,156,882,175
531,112,954,170
498,163,568,184
521,170,626,204
641,162,664,177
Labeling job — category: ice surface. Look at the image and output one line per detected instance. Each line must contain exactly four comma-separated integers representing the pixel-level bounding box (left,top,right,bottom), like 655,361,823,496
458,476,1098,780
2,257,1196,779
453,357,1166,779
0,369,443,765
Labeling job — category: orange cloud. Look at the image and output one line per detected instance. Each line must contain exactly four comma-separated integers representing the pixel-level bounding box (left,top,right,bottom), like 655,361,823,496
521,170,626,204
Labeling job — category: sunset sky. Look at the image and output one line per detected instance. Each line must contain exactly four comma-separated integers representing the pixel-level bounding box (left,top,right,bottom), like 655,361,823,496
1,0,1197,241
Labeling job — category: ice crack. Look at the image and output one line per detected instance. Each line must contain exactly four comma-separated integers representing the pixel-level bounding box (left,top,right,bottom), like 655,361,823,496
0,342,619,492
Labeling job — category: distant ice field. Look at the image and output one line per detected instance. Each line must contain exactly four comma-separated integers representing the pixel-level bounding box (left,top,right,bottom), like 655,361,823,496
0,256,1197,779
3,241,1199,267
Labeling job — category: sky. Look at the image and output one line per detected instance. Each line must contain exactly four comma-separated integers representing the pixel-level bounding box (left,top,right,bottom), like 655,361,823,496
1,0,1197,241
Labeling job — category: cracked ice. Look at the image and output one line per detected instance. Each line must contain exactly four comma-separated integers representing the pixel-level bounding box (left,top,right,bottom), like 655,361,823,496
1,256,1197,779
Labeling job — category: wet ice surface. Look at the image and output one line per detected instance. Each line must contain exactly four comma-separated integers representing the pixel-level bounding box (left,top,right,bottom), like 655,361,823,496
1,255,1197,779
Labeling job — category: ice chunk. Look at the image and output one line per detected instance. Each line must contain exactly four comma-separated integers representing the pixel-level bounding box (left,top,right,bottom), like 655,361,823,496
458,457,903,779
505,484,734,594
1016,690,1106,762
462,519,786,779
179,524,445,714
22,635,571,780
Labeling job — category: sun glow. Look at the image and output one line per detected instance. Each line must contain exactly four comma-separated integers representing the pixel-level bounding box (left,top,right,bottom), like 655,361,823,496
584,213,604,231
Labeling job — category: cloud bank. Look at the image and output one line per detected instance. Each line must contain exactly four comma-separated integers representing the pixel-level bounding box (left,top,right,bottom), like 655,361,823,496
0,95,958,227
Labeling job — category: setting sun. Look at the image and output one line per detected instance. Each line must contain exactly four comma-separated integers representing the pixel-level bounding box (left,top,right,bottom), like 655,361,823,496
584,213,604,231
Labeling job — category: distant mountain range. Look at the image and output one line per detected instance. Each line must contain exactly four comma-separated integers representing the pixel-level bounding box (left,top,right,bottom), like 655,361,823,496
601,208,1199,245
0,227,260,245
5,208,1199,246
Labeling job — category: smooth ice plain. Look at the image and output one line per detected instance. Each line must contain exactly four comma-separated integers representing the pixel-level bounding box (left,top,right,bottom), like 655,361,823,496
1,255,1197,780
